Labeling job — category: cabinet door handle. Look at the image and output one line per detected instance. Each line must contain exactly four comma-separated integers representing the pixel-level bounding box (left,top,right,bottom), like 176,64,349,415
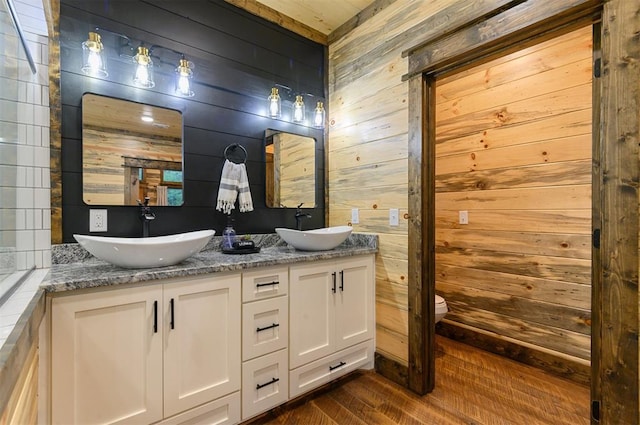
256,281,279,288
339,270,344,292
170,298,175,329
256,377,280,390
256,323,280,333
153,300,158,333
329,361,346,371
331,272,336,293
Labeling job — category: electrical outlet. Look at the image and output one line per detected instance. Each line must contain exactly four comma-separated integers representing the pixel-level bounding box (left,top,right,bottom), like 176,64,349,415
90,209,108,232
459,210,469,225
389,208,399,226
351,208,359,224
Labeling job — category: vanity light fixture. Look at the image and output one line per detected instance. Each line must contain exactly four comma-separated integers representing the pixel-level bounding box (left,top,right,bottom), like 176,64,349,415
313,101,325,128
292,95,305,123
81,31,107,77
268,87,281,118
175,56,195,97
133,45,155,88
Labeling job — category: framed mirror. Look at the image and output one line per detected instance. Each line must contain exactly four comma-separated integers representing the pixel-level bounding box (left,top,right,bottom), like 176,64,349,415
264,129,316,208
82,93,184,206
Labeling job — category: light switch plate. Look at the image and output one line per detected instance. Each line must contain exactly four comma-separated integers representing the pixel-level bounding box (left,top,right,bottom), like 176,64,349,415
459,210,469,225
351,208,359,224
90,209,108,232
389,208,399,226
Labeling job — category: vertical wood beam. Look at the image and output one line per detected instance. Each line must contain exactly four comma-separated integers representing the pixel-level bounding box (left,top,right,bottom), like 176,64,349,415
598,0,640,422
407,73,435,394
47,0,62,244
590,21,603,423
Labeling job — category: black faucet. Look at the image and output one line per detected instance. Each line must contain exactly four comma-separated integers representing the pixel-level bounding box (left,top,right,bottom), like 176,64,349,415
137,197,155,237
294,203,312,231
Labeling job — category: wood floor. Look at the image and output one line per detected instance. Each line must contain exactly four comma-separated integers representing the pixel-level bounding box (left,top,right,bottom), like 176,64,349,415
251,336,590,424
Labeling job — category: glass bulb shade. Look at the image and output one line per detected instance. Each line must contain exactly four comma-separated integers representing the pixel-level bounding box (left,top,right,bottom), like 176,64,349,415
175,58,194,97
268,87,281,118
292,95,305,123
81,32,107,77
313,101,325,128
133,46,154,88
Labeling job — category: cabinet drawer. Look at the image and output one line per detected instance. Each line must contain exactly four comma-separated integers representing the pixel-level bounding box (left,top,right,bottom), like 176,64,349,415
242,267,288,302
242,296,288,361
289,341,374,398
158,391,240,424
242,349,289,420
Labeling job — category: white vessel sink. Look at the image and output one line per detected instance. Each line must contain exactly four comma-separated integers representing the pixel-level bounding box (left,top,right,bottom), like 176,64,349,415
275,226,353,251
73,230,215,269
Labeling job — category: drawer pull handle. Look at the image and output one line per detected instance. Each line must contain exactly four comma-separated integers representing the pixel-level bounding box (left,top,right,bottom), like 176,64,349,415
329,361,346,371
331,272,336,293
339,270,344,291
256,281,279,288
256,323,280,333
256,377,280,390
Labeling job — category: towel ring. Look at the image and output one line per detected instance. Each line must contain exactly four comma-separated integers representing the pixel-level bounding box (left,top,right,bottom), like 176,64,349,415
224,143,247,164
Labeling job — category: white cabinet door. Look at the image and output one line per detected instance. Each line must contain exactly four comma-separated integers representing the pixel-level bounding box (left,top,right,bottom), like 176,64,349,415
289,262,335,369
163,274,241,418
334,256,375,351
51,285,163,425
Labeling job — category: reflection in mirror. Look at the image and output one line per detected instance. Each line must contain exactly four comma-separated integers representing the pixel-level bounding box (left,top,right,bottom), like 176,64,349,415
264,130,316,208
82,93,184,206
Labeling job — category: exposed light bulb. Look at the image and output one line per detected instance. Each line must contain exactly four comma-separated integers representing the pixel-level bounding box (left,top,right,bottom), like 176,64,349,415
268,87,281,118
133,45,154,88
313,101,325,128
81,32,107,77
175,58,194,97
293,95,305,123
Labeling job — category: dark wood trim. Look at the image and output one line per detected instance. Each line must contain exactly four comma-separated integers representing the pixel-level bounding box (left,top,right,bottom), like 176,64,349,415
590,21,603,424
437,321,591,386
48,0,62,244
401,0,526,58
598,0,640,422
328,0,397,45
374,352,408,388
404,0,601,80
406,73,436,395
224,0,327,45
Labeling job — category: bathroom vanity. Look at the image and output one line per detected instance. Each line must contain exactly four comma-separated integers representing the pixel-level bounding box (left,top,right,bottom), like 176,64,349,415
41,234,377,424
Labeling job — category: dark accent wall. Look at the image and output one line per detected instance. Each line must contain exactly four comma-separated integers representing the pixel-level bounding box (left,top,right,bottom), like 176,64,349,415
59,0,325,242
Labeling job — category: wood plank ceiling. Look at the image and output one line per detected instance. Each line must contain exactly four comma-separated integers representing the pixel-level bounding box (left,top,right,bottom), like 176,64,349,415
225,0,378,44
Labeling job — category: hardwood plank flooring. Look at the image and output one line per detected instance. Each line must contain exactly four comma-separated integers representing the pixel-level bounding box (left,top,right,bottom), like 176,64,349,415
249,336,590,424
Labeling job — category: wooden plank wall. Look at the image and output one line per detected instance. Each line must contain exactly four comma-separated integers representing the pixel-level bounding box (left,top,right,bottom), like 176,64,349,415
328,1,593,366
434,26,593,362
328,1,465,364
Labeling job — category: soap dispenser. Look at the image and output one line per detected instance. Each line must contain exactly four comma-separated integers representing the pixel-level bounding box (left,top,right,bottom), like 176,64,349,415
222,217,236,250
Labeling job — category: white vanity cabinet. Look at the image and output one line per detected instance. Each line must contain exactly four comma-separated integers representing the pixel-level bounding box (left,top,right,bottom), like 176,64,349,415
288,255,375,397
50,273,241,425
241,267,289,420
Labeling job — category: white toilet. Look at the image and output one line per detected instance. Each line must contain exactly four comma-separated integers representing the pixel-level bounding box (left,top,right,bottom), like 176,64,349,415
435,294,448,323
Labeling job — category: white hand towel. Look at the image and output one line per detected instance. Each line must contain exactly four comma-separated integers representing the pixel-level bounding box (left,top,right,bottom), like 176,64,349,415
216,160,254,214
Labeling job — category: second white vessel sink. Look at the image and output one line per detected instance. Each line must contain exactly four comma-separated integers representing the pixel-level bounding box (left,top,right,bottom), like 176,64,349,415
275,226,353,251
73,230,215,269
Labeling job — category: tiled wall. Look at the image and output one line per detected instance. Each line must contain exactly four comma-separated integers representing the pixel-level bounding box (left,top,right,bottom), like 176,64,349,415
0,0,50,275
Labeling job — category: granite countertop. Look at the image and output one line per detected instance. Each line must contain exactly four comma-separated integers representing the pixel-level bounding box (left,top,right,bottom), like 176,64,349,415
46,232,378,293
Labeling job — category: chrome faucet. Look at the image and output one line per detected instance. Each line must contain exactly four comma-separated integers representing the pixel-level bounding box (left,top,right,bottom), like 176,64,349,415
294,203,311,231
137,197,155,237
